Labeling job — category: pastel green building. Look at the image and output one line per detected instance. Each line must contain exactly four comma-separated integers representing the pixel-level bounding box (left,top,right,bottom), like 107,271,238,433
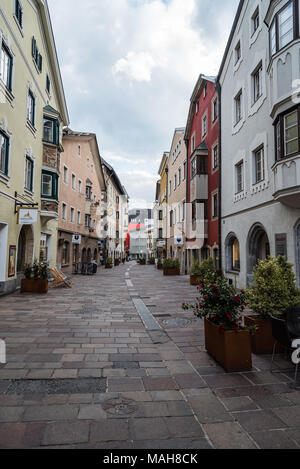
0,0,69,295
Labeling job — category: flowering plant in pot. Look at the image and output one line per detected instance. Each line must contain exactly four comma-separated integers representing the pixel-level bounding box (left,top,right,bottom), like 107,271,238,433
245,256,300,354
21,260,49,294
182,273,254,371
190,257,215,285
163,258,180,276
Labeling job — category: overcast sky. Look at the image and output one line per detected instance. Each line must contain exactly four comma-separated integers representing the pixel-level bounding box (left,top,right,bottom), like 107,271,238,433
47,0,239,208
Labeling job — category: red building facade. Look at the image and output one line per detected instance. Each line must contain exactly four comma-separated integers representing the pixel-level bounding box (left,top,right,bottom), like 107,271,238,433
184,75,220,271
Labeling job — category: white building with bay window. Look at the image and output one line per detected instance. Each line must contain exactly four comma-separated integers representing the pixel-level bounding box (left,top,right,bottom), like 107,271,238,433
218,0,300,289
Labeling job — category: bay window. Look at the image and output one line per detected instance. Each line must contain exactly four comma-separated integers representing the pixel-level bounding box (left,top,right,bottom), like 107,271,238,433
275,107,300,161
269,0,297,56
43,117,59,144
41,171,58,199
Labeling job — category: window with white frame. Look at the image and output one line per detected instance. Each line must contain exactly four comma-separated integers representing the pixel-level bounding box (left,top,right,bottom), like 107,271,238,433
253,146,265,184
178,167,181,185
27,90,35,127
174,174,177,190
62,203,67,220
72,174,76,190
213,144,219,170
63,166,68,184
0,130,9,176
270,1,295,56
0,42,13,91
212,98,218,122
235,41,241,65
252,62,263,104
70,207,75,223
24,155,33,192
284,109,298,156
202,115,207,137
252,7,259,36
77,211,81,225
212,193,218,219
78,179,82,193
234,90,242,125
235,161,244,194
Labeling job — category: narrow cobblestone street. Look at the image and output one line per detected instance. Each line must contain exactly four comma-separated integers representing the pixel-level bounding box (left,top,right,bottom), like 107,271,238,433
0,263,300,449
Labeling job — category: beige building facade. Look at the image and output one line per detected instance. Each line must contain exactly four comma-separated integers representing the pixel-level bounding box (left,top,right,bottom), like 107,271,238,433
167,128,186,272
57,129,106,274
0,0,69,295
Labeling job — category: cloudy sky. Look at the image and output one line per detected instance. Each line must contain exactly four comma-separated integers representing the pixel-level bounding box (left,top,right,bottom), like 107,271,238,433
47,0,239,208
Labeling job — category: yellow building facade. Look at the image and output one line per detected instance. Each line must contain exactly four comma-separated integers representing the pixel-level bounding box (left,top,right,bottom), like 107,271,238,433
0,0,69,295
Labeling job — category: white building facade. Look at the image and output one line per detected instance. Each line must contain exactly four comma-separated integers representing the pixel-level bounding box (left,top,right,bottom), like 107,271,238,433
219,0,300,289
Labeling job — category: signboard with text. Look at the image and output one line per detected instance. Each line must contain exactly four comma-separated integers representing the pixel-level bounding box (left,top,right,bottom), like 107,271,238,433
18,208,38,225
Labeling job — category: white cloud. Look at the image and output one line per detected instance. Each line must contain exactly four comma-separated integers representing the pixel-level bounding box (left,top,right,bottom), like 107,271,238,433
47,0,239,204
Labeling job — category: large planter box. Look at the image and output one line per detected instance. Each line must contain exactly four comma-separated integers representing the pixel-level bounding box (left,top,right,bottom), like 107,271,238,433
105,264,113,269
190,275,201,286
163,268,180,276
21,279,48,294
204,319,252,372
244,315,280,354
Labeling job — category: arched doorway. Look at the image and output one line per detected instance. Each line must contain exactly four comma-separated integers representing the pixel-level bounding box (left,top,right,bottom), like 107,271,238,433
93,248,98,262
296,220,300,287
247,223,270,285
81,248,87,263
225,233,240,273
87,248,92,263
17,225,34,273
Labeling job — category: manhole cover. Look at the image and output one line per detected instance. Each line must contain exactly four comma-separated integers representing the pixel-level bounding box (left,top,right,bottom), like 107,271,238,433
162,318,191,328
102,397,138,416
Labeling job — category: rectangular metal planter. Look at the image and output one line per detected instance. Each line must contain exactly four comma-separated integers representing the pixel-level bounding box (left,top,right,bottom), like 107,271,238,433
163,269,180,276
21,279,48,294
204,319,252,372
244,316,279,354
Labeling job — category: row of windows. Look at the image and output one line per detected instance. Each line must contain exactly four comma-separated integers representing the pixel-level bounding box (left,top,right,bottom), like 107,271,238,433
235,146,265,195
61,203,95,228
234,62,263,127
169,162,186,195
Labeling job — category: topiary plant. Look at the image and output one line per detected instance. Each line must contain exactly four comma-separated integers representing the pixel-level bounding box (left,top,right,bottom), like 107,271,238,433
106,257,113,264
246,256,300,318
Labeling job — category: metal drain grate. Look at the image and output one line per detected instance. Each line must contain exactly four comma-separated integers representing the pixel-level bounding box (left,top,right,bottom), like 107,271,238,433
154,314,171,318
102,397,138,416
2,378,107,395
162,318,191,328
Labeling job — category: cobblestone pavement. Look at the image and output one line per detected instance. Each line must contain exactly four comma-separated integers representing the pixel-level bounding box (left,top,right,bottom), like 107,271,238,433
0,262,300,449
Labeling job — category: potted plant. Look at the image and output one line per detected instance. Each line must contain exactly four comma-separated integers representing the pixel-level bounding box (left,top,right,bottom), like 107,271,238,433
163,258,180,276
148,257,155,265
245,256,300,354
139,258,146,265
157,258,163,270
105,257,113,269
190,257,215,285
21,261,49,294
114,258,120,266
183,273,255,372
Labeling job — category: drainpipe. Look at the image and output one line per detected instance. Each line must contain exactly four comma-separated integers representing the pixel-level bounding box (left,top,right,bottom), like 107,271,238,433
216,80,222,272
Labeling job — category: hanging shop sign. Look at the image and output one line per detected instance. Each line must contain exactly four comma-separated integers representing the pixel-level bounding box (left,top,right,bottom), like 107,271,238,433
72,234,82,245
18,208,38,225
174,237,183,245
156,240,166,247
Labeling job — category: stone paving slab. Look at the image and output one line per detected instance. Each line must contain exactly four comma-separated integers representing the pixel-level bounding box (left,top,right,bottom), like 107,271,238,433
0,263,299,449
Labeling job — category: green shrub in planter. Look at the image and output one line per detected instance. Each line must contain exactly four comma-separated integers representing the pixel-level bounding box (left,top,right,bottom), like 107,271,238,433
163,258,180,270
106,257,113,265
246,256,300,319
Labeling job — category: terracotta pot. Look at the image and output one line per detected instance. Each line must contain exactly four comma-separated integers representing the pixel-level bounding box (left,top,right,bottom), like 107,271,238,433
244,315,282,354
190,275,201,286
163,268,180,276
105,264,113,269
204,318,252,372
21,279,48,294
